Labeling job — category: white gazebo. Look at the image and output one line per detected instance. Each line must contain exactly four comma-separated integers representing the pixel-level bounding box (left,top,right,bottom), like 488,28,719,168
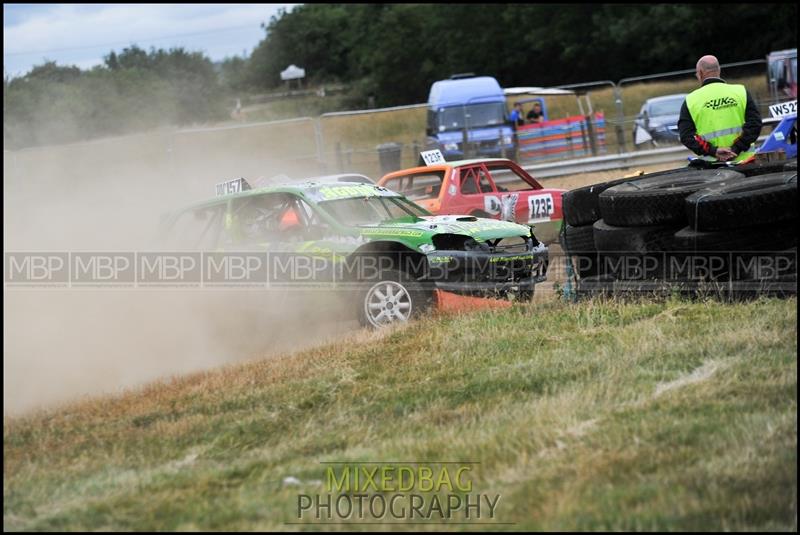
280,64,306,89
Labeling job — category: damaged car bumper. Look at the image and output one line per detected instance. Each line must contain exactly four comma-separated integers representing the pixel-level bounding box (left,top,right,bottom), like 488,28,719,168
424,242,548,298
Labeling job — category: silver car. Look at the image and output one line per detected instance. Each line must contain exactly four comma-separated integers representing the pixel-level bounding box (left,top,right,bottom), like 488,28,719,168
633,93,687,146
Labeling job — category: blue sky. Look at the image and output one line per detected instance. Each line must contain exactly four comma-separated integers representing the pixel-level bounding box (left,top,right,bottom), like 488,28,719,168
3,4,297,77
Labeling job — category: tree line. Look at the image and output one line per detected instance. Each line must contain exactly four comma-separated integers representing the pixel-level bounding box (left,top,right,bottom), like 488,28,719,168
4,4,796,149
244,4,797,105
4,46,225,148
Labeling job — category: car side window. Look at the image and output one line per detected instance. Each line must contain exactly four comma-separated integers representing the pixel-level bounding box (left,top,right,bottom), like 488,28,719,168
382,172,444,200
225,193,311,244
460,167,494,195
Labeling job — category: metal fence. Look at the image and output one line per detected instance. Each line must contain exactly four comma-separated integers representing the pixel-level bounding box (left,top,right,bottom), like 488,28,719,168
5,57,793,188
305,57,792,179
552,59,789,157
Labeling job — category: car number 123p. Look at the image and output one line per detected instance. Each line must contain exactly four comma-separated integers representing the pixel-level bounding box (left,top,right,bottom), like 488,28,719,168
528,194,554,223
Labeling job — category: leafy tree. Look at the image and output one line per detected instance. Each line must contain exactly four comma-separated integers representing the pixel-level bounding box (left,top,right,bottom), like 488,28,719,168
242,3,797,104
4,46,226,148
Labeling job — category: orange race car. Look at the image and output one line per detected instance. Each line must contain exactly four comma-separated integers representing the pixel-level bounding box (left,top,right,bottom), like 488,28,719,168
378,158,565,244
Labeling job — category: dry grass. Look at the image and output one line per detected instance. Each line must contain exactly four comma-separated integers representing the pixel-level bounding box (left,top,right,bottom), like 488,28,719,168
4,297,796,530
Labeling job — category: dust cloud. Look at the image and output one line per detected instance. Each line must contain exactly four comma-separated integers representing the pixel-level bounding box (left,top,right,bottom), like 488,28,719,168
3,127,358,416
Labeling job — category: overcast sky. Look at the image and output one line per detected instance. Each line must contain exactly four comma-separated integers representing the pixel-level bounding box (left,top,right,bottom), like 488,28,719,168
3,3,297,78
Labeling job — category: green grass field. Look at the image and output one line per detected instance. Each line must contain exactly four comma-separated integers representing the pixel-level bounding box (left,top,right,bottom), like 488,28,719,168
4,297,796,531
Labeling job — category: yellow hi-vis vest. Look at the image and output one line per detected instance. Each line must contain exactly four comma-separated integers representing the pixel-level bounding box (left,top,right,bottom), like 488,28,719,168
686,82,755,162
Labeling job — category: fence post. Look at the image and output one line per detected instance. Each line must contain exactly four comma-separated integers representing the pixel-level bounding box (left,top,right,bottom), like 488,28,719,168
567,124,576,159
585,115,598,156
613,84,626,153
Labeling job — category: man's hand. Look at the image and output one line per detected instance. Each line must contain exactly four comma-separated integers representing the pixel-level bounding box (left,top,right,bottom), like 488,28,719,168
715,147,737,162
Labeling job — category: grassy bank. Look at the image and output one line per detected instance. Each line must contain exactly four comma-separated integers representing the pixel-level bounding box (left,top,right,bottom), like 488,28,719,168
4,297,797,530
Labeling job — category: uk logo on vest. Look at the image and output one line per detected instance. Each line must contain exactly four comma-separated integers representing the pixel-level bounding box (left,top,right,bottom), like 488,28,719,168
703,97,738,110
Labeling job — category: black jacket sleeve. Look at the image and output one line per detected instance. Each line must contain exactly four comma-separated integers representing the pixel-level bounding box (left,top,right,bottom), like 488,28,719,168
678,100,716,157
731,89,762,155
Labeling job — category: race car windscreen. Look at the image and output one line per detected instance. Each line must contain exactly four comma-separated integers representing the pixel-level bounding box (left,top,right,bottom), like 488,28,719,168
437,102,506,131
320,196,430,226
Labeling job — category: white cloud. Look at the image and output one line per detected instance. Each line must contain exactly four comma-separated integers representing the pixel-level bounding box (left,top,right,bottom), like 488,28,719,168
3,4,297,76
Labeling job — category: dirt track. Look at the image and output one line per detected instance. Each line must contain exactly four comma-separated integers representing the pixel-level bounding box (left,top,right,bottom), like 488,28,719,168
3,159,681,415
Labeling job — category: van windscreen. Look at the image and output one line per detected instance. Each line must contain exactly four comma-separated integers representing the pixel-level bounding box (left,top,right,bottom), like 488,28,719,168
437,102,506,131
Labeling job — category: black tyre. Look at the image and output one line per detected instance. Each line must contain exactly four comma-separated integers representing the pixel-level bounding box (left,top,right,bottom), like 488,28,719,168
561,223,598,278
357,270,432,328
673,225,797,282
593,219,683,254
592,219,687,280
674,220,798,252
561,167,693,227
685,171,798,231
598,169,744,226
562,223,595,254
734,158,797,177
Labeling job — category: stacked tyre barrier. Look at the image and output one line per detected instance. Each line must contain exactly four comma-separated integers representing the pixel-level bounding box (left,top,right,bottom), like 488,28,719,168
560,158,798,299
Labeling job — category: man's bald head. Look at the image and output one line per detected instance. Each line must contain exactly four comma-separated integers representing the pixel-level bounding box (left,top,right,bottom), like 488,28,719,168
696,55,721,82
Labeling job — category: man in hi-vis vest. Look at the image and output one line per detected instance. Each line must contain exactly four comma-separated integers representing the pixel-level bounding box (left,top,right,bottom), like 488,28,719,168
678,55,762,162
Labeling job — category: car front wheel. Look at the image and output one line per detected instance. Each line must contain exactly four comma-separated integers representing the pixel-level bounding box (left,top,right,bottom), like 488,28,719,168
358,271,431,328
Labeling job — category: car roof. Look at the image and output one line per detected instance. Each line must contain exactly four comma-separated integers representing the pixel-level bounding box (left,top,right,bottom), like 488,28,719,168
177,181,398,213
645,93,688,103
379,158,512,179
300,173,375,184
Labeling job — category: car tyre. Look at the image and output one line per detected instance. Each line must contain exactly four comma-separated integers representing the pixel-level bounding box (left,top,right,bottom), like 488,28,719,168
357,270,432,328
734,158,797,177
561,223,599,278
684,172,797,231
598,169,744,226
562,168,700,227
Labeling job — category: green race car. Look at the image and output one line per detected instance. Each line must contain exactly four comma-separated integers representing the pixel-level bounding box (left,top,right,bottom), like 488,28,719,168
161,179,548,327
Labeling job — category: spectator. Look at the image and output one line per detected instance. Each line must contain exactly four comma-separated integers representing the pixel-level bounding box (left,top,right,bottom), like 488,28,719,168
526,101,545,124
677,54,762,162
509,102,525,127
